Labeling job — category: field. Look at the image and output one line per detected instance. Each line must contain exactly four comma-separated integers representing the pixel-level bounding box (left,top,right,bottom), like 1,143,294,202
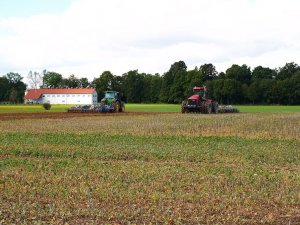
0,105,300,224
0,104,300,114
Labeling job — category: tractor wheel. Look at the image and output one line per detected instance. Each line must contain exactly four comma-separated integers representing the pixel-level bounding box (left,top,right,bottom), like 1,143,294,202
207,102,212,114
113,101,120,112
213,102,219,114
201,102,207,114
181,101,187,113
120,103,125,112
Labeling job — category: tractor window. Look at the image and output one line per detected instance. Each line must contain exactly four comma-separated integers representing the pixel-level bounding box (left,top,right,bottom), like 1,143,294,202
105,92,115,98
198,90,204,96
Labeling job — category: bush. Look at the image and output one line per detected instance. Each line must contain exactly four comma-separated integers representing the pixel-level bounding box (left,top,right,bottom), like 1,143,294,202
42,102,51,110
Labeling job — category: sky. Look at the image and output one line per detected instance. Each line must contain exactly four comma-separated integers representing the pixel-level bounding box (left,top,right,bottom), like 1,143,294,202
0,0,299,81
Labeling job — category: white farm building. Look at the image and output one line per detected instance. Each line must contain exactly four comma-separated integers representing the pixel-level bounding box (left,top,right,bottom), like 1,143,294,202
24,88,98,104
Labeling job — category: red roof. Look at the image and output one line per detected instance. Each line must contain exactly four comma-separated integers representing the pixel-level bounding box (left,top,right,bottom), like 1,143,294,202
25,88,96,99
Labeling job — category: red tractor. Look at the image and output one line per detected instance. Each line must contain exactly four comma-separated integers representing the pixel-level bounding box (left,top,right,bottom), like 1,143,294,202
181,86,218,114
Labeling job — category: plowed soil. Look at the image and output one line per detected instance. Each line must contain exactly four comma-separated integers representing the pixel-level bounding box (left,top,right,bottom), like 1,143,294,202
0,112,175,120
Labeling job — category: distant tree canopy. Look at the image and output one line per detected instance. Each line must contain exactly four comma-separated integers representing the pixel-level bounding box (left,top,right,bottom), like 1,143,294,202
1,61,300,104
0,73,26,103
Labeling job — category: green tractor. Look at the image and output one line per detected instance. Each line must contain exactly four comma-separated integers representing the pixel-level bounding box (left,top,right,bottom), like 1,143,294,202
101,91,125,112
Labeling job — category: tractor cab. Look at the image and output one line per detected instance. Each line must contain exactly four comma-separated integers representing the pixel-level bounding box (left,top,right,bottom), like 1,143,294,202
103,91,120,104
193,86,207,99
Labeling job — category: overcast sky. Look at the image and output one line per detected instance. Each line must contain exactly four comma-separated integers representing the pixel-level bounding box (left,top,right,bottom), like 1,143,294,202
0,0,299,81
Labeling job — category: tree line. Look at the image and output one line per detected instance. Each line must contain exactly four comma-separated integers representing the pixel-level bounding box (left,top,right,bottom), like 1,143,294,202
0,61,299,104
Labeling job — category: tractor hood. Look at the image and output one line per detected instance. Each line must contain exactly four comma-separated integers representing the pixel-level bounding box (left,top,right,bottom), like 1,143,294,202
188,95,200,100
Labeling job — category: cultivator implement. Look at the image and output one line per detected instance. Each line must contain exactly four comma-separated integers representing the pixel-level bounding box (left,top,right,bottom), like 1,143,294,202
67,90,125,113
217,105,239,113
67,104,117,113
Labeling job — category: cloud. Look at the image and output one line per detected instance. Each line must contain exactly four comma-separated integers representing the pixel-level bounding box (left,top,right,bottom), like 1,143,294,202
0,0,299,80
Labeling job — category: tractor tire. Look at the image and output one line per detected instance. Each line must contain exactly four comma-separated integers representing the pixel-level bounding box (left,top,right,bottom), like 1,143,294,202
201,101,207,114
120,102,125,112
113,101,120,112
212,102,219,114
207,102,212,114
201,102,212,114
181,101,187,113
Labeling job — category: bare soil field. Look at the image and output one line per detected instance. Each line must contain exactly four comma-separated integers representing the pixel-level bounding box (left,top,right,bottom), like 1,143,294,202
0,111,175,120
1,111,299,224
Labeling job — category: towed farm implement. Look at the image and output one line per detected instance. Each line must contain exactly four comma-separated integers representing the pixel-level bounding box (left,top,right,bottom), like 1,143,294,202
181,86,239,114
68,91,125,113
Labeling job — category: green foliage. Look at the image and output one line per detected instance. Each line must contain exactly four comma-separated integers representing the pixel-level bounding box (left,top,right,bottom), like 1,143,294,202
200,63,217,81
252,66,276,79
1,61,300,105
226,64,251,84
79,77,89,88
43,71,63,88
277,62,300,80
160,61,188,103
122,70,146,103
0,73,26,103
0,76,9,101
63,74,80,88
6,72,23,84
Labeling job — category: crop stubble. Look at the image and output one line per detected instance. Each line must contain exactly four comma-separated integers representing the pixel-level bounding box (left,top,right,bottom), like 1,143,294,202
0,112,299,224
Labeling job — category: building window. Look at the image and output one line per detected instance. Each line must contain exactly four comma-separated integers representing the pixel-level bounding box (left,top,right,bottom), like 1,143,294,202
47,95,50,97
67,95,70,97
72,95,75,97
57,95,60,97
62,95,65,97
78,95,80,97
52,95,55,97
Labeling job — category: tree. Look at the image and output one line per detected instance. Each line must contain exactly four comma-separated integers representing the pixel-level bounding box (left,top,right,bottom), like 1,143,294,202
247,81,260,104
160,61,187,103
0,76,9,102
122,70,146,103
277,62,300,80
200,63,217,81
5,72,27,103
222,79,243,104
43,72,63,87
226,64,251,84
79,77,90,88
252,66,276,80
9,89,18,103
283,71,300,104
149,74,162,103
212,79,224,103
65,74,80,88
218,72,226,79
27,71,43,89
6,72,23,84
184,68,203,98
